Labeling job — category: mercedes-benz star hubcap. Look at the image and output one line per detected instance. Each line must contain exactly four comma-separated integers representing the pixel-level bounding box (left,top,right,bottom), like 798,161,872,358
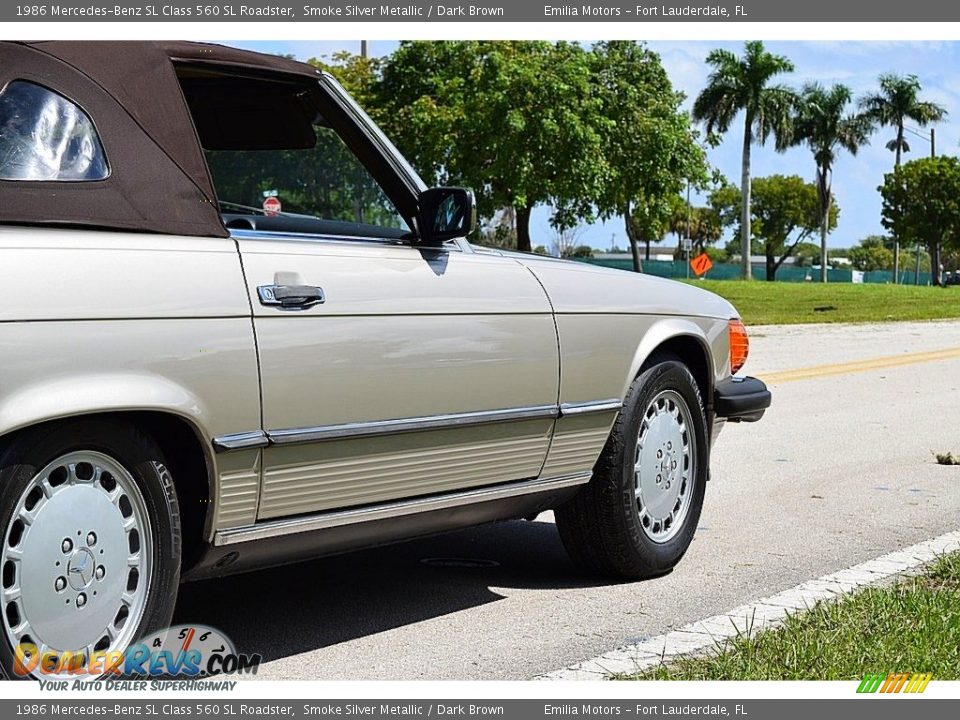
1,451,153,671
635,390,696,543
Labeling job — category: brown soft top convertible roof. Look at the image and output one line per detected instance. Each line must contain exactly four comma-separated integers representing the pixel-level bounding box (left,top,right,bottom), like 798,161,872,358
0,41,324,237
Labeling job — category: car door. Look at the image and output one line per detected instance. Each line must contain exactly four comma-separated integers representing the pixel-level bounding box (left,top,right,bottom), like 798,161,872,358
237,236,559,520
239,233,558,519
187,68,560,521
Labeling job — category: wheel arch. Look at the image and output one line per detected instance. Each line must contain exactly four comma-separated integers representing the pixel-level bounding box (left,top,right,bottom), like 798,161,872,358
624,319,718,415
0,404,218,574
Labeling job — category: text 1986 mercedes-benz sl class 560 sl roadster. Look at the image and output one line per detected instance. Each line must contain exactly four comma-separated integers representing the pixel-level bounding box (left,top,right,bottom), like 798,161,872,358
0,41,770,676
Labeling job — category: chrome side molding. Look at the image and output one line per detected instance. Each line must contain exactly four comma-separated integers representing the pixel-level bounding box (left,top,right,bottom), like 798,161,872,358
212,431,269,451
559,399,623,417
213,471,592,546
212,399,622,453
268,404,558,445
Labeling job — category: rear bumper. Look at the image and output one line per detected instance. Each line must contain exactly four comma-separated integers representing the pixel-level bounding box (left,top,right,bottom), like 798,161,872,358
714,376,771,423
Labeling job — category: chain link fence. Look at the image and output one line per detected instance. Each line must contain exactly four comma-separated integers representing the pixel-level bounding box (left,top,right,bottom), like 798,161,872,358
577,258,933,285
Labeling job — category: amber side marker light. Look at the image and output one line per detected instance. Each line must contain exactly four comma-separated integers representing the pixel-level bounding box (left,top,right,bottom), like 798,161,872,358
729,319,749,375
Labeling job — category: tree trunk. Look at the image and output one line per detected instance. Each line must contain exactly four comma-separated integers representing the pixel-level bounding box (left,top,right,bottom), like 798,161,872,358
774,235,808,278
740,116,753,281
515,204,532,253
892,131,903,284
765,249,776,281
624,203,643,273
895,125,904,167
931,241,943,287
818,217,829,283
818,167,830,284
892,239,900,284
645,238,651,261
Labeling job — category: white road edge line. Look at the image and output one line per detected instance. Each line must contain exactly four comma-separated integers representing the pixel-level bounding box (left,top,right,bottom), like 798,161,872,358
536,530,960,681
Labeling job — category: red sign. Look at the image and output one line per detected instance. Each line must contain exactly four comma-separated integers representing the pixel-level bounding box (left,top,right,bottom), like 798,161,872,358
262,196,282,217
690,253,713,277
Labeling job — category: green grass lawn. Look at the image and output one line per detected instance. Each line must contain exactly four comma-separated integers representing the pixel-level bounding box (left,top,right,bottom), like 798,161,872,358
684,280,960,326
624,552,960,681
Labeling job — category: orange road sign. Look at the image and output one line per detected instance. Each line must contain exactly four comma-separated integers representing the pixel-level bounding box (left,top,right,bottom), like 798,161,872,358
691,253,713,277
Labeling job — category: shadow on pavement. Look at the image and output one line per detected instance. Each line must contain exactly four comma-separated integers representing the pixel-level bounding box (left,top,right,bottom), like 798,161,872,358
172,518,613,662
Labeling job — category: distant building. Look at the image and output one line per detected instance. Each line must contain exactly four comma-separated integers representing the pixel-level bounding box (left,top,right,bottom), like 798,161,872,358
595,249,683,263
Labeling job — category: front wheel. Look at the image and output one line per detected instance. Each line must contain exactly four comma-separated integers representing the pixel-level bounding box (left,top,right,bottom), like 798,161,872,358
555,358,708,579
0,419,181,678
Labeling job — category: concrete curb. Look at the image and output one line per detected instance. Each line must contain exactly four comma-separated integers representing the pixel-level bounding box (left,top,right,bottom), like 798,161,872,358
537,530,960,681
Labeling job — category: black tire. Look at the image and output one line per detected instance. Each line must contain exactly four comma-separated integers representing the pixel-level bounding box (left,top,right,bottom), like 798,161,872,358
555,357,708,580
0,418,181,678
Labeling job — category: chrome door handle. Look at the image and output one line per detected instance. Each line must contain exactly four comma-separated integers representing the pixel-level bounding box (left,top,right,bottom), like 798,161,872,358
258,284,325,309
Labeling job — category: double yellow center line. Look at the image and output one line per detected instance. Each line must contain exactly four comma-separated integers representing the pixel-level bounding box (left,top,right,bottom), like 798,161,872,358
760,346,960,385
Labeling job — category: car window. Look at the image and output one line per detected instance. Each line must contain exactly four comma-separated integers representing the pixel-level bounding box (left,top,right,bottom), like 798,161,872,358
177,68,410,239
0,80,109,182
204,123,410,237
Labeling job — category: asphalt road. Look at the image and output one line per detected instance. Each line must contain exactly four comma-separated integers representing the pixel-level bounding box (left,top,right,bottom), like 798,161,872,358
173,319,960,680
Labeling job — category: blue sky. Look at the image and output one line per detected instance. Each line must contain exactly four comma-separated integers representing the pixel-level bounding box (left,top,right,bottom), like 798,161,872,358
228,40,960,251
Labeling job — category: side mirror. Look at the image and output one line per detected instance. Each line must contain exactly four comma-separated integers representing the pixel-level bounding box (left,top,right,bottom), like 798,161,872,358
416,187,477,246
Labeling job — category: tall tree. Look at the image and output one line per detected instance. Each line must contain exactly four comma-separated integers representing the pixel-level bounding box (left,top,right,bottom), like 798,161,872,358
590,41,708,272
880,156,960,287
693,41,797,280
859,73,947,282
376,41,605,252
710,175,837,281
860,74,947,167
791,83,873,282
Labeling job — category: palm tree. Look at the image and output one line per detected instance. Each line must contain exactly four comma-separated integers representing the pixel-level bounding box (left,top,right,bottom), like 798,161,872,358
859,74,946,282
860,73,946,166
792,83,873,282
693,41,797,280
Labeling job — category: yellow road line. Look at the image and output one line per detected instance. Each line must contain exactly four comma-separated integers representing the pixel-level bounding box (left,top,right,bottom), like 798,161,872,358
760,346,960,384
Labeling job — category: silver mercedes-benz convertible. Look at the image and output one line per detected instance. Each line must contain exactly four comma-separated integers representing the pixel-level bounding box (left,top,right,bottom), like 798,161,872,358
0,41,770,675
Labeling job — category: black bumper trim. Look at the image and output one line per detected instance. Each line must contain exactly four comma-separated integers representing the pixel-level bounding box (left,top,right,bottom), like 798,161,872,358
714,376,771,423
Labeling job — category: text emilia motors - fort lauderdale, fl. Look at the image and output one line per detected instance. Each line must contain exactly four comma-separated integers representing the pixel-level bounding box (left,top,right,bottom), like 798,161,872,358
543,4,748,16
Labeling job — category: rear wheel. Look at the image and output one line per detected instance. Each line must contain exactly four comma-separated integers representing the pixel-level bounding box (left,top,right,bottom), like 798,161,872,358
555,358,708,579
0,419,181,678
